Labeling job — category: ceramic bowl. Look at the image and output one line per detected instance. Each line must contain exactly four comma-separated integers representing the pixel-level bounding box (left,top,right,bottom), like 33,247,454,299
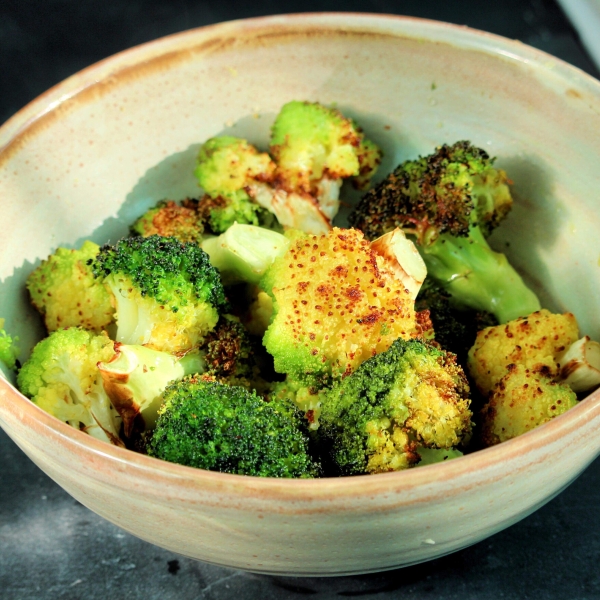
1,13,600,576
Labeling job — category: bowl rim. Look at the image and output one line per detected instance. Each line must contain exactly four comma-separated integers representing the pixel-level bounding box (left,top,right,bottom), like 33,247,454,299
1,11,600,500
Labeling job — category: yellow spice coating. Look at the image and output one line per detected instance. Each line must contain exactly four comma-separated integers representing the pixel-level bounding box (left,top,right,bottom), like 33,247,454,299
467,309,579,397
479,363,578,446
27,242,114,333
365,421,418,473
264,227,417,377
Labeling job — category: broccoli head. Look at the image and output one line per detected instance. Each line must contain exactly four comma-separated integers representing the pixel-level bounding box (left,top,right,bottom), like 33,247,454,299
92,235,227,353
192,104,381,236
317,337,472,476
147,375,321,478
26,240,115,333
270,100,381,197
194,136,277,233
0,318,19,379
479,363,578,446
349,141,540,323
199,314,271,394
131,199,205,244
17,328,123,445
261,227,417,379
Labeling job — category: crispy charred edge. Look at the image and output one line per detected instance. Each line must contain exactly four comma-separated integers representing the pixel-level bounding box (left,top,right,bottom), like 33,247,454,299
97,342,145,440
139,199,205,242
202,317,251,378
349,141,487,242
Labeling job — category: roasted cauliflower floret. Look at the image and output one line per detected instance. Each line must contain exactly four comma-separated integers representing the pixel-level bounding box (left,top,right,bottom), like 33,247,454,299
468,309,579,397
480,363,578,446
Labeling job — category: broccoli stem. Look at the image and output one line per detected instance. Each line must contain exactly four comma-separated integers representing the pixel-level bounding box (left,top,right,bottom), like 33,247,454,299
179,352,206,377
201,223,289,285
98,345,206,434
420,225,540,323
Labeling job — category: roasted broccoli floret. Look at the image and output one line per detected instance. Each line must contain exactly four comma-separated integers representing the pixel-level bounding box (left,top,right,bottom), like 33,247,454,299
194,136,277,234
17,328,123,445
131,199,205,244
270,100,381,202
416,279,497,366
199,314,271,394
17,327,204,443
147,375,321,478
0,318,19,379
257,100,382,233
26,240,114,333
261,227,418,380
479,363,578,446
194,103,382,236
269,376,328,430
92,235,227,353
349,141,541,323
467,309,579,397
317,338,472,476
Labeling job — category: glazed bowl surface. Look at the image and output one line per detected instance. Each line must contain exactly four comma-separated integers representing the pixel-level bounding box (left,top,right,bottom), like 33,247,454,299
1,13,600,576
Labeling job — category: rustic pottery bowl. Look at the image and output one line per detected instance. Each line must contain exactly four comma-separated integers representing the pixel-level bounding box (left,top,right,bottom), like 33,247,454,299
1,13,600,576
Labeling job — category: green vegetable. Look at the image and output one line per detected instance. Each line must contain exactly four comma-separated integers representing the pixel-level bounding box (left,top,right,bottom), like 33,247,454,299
194,136,277,233
92,235,227,353
147,375,321,478
0,318,19,380
349,141,541,323
416,278,497,366
98,344,204,435
26,240,114,333
480,363,578,446
415,447,463,467
201,223,290,285
17,328,123,445
131,199,205,244
270,100,381,195
317,337,472,476
199,314,271,395
193,102,382,236
261,227,418,380
17,327,203,443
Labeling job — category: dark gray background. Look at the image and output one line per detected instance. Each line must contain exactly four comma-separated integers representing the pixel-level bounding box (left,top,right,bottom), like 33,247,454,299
1,1,599,599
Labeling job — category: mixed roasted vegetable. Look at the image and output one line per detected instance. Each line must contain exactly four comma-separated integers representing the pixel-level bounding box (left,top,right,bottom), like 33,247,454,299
2,100,600,478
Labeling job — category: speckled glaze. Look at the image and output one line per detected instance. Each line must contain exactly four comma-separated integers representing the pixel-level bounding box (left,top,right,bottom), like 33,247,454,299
1,14,600,576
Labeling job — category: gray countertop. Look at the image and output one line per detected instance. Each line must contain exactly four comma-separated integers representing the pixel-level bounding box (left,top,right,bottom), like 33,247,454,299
1,1,600,598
